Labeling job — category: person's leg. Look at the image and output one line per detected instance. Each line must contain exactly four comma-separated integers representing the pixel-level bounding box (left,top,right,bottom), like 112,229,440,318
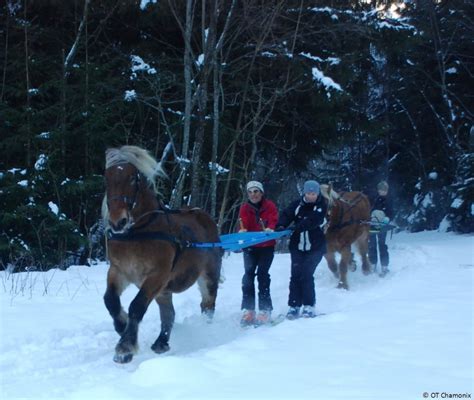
301,250,324,308
256,246,274,312
378,231,389,275
368,233,378,268
241,249,257,310
288,250,304,308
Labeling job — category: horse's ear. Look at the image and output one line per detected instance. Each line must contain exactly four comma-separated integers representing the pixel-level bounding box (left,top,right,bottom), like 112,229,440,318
320,183,331,201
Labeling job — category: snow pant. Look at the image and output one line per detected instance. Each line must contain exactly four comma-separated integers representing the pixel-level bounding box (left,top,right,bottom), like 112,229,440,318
288,248,324,308
369,231,389,267
241,246,274,311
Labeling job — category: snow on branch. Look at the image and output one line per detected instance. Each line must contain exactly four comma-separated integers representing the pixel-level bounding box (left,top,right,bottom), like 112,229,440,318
312,67,342,92
307,6,415,32
140,0,157,10
208,162,229,175
129,55,157,80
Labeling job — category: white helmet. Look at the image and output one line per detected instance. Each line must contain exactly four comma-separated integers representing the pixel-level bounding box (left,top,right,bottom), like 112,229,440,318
371,209,386,223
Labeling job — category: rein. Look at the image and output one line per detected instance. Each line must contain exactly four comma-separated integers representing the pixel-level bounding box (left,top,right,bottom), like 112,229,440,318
106,225,216,249
106,207,215,249
107,228,223,249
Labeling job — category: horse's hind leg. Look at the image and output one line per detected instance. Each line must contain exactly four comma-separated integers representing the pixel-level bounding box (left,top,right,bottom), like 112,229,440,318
151,291,175,354
349,251,357,272
197,270,219,321
337,247,351,290
355,230,372,275
104,266,129,336
198,254,221,321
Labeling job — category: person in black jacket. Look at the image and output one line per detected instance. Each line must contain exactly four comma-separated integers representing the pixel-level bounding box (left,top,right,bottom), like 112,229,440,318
368,180,394,277
276,180,327,319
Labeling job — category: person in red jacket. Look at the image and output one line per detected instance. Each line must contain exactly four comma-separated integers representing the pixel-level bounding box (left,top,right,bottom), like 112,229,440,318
238,180,278,326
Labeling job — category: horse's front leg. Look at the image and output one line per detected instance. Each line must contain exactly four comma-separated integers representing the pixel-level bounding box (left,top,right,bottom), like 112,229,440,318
151,291,175,354
337,247,352,290
114,275,165,364
104,267,129,336
324,250,339,279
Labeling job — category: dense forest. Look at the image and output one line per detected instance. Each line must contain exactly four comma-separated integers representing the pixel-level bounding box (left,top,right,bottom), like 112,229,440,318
1,0,473,270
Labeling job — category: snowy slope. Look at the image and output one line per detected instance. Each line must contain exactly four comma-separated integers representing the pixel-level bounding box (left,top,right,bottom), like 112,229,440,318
0,231,472,400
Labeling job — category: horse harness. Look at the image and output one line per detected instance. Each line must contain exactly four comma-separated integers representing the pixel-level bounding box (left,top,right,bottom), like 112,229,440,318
327,192,366,231
106,207,219,270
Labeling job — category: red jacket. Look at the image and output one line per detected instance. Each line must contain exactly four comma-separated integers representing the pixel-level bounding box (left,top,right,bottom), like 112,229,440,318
238,198,279,248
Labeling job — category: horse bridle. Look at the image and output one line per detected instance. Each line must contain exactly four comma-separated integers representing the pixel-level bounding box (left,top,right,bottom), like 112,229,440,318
106,165,142,212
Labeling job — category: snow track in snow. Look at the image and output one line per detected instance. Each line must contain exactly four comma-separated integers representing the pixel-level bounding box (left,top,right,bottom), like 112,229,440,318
1,231,472,400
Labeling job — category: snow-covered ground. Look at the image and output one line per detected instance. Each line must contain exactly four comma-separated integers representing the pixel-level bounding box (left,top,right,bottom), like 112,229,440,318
0,231,472,400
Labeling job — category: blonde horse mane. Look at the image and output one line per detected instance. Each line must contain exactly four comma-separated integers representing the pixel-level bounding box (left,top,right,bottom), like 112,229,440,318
320,183,340,207
105,145,166,191
102,146,166,222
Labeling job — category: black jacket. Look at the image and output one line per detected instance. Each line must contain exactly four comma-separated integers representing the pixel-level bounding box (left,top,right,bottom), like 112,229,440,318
370,193,394,220
277,196,327,252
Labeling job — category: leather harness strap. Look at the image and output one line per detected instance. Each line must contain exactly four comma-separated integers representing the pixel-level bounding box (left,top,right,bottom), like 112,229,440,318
106,208,199,270
328,192,365,231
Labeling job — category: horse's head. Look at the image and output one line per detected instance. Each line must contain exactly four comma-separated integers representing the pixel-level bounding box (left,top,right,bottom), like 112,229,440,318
104,162,142,233
103,146,165,233
320,183,340,222
320,183,349,234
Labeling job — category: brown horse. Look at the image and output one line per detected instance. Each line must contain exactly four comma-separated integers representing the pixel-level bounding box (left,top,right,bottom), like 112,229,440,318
102,145,221,363
321,185,371,290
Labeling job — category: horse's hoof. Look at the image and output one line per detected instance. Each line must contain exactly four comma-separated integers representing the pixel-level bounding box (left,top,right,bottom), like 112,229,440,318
337,281,349,290
202,310,214,323
151,340,170,354
113,352,133,364
114,338,137,362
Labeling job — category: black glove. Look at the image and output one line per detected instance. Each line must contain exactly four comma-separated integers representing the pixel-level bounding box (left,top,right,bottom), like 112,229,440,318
296,219,312,231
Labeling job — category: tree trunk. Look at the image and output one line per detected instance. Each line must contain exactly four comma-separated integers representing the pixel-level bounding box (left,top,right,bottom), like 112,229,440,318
210,57,220,219
24,0,32,168
1,2,10,102
170,0,194,208
84,5,90,176
218,1,283,229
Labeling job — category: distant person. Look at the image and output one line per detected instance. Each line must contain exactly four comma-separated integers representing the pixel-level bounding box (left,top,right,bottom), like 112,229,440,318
238,181,278,326
276,180,327,320
368,180,394,277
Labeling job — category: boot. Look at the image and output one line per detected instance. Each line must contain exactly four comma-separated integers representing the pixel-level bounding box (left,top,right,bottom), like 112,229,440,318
301,305,316,318
286,307,300,320
255,310,271,326
379,266,390,277
240,309,256,327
